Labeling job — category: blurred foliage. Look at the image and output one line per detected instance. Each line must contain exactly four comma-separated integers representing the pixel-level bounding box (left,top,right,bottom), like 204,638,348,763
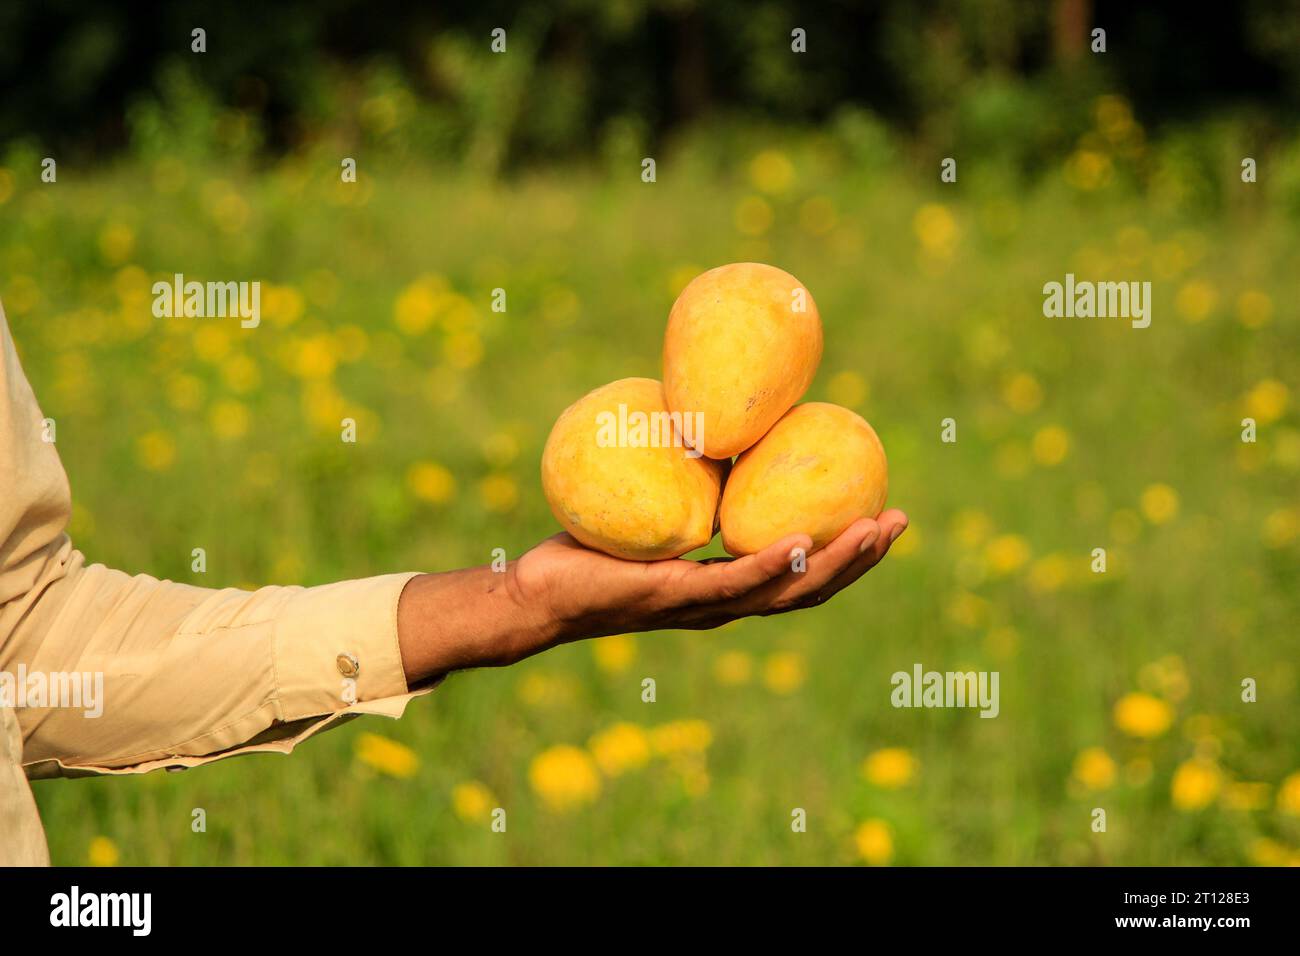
3,0,1300,188
2,0,1299,867
3,110,1298,863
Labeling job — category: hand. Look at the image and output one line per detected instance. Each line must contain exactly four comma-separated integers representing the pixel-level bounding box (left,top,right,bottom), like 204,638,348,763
398,511,907,682
517,508,908,638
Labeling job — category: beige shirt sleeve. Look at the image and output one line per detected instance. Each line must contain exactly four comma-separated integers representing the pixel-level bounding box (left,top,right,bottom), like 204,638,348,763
1,299,436,780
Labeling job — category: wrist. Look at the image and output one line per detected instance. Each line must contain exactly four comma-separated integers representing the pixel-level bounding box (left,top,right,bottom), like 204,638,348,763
502,559,568,655
396,564,562,683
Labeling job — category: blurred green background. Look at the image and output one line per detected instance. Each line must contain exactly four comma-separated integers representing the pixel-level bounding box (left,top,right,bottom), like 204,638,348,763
2,1,1298,865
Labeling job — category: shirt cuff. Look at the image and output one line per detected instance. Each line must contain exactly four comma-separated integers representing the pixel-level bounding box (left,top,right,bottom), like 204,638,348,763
273,571,420,722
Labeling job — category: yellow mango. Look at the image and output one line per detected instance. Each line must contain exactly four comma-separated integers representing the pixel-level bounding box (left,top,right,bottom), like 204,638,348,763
542,377,728,560
663,262,823,459
720,402,888,556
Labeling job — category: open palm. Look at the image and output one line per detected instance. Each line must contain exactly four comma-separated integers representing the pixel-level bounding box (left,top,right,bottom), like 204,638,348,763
513,509,909,646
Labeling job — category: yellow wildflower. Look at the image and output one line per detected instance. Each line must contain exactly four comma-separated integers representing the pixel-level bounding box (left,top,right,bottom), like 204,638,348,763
1263,508,1299,548
650,720,713,757
1175,279,1216,322
799,196,838,235
861,747,918,789
826,370,868,408
1003,372,1043,413
1236,290,1273,328
713,650,753,686
592,635,637,675
1278,771,1300,815
1113,692,1174,739
588,723,651,777
355,732,419,779
1072,747,1117,791
854,819,894,865
985,534,1030,575
749,150,795,194
914,203,957,256
529,745,601,812
451,781,496,824
407,461,456,504
135,430,176,472
478,474,518,512
763,651,807,694
1244,379,1288,425
1032,425,1070,466
1139,484,1179,524
1171,758,1222,811
1249,837,1289,866
209,399,250,440
87,836,120,867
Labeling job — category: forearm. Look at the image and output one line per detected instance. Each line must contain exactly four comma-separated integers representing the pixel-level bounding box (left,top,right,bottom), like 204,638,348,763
396,565,557,683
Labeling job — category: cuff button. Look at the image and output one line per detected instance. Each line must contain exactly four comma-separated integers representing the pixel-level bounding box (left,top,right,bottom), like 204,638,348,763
336,653,361,678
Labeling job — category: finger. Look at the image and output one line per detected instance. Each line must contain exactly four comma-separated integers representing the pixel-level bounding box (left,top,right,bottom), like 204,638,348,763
829,510,909,582
676,532,813,603
740,510,909,613
730,518,882,614
876,509,909,538
810,510,910,604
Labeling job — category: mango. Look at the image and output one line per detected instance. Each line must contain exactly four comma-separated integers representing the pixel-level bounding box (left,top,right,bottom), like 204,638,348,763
542,377,728,560
663,262,823,459
720,402,888,556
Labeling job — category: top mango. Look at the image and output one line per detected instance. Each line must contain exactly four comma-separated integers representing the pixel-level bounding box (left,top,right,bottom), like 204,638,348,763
663,263,823,459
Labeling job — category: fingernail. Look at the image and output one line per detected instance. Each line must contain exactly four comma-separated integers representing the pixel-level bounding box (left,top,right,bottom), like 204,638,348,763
857,530,880,554
889,524,907,544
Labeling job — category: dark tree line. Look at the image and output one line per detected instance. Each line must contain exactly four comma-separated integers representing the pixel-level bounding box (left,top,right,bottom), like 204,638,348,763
2,0,1297,162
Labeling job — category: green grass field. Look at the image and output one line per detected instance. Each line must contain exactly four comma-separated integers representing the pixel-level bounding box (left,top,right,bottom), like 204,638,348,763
5,120,1299,865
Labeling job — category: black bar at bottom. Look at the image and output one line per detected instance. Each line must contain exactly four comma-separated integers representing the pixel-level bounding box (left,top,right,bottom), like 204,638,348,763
0,866,1291,940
